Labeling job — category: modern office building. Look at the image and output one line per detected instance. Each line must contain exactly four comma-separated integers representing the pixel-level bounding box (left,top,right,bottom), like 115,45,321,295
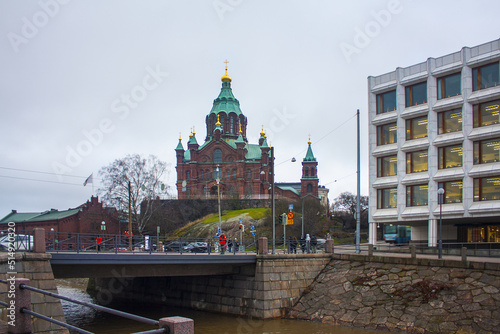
368,39,500,246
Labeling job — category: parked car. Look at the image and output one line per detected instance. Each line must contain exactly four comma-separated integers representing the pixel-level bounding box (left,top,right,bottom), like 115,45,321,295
164,241,188,252
0,234,33,251
316,238,326,249
183,242,209,253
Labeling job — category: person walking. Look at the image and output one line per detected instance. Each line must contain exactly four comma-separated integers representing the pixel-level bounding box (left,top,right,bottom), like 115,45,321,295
311,234,318,253
219,233,227,254
299,236,306,254
227,239,233,252
305,234,311,253
290,237,298,254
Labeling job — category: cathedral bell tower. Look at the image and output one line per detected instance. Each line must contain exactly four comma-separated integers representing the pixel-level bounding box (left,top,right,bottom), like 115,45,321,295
300,137,319,198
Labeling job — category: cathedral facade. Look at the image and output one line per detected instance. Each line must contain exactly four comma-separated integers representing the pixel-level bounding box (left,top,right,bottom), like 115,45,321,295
175,66,328,205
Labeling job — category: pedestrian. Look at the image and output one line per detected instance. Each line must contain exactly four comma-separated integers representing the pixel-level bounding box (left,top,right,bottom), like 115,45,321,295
290,237,298,254
219,233,227,254
227,239,233,252
326,232,331,240
234,238,239,253
299,236,306,253
311,234,317,253
305,234,311,253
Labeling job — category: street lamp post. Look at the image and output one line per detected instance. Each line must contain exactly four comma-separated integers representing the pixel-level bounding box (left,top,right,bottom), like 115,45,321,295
437,188,445,259
216,165,221,235
271,147,275,254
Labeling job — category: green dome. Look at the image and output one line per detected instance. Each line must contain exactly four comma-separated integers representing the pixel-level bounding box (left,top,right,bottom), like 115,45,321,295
209,81,243,116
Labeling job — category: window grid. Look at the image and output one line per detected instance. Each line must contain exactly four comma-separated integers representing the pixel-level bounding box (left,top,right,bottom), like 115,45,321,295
406,116,428,140
438,145,463,169
406,184,428,207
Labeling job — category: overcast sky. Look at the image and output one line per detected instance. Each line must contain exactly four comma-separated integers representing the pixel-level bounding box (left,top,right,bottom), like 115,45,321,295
0,0,499,216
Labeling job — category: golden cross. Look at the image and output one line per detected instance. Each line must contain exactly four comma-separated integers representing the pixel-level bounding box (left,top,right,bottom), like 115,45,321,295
224,59,229,70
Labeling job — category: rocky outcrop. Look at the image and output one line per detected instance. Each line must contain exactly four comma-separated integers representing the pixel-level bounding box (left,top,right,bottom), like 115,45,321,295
289,254,500,333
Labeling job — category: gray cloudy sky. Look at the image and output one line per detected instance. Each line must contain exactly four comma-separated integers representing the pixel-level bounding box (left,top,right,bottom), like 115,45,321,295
0,0,499,216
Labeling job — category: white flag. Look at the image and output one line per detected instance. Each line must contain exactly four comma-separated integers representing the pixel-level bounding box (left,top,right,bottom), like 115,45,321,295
83,174,93,186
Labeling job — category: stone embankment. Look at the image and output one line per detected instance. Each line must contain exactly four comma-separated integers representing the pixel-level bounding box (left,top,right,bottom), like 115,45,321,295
289,254,500,333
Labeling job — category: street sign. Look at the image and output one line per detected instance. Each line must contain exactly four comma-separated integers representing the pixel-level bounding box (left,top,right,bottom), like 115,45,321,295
287,212,294,219
216,226,221,237
287,212,294,225
289,204,293,211
251,232,255,237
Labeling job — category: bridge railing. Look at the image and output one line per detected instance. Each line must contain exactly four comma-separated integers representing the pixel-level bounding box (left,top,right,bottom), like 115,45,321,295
0,278,193,334
0,230,34,252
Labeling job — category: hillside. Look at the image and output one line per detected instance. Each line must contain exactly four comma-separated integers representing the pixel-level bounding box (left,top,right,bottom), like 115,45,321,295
172,208,269,239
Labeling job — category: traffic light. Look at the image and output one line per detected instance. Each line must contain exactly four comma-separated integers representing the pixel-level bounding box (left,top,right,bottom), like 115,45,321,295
278,214,283,225
239,224,245,232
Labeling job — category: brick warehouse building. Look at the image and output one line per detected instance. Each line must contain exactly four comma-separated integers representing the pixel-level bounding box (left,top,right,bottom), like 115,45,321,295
175,66,329,206
0,196,120,237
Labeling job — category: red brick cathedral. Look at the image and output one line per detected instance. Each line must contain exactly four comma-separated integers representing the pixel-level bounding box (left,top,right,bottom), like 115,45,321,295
175,65,328,205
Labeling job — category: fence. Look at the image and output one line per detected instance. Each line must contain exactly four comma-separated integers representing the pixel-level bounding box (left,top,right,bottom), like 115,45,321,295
0,278,193,334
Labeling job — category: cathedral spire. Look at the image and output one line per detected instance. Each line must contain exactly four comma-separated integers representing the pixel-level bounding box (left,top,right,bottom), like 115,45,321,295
304,137,316,162
221,59,232,82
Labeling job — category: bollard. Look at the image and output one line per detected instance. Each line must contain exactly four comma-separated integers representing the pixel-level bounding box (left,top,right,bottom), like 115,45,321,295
7,278,32,334
325,239,334,254
159,316,194,334
410,244,416,259
461,247,467,262
258,237,268,255
368,244,373,256
33,228,46,253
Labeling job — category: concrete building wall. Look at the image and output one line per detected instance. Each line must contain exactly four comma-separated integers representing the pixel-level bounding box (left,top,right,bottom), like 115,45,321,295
368,38,500,245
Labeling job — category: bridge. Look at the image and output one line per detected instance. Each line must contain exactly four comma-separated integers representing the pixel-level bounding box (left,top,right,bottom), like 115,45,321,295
50,252,257,278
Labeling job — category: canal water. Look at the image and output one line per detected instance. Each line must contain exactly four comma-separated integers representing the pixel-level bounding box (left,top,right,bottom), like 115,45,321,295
57,280,381,334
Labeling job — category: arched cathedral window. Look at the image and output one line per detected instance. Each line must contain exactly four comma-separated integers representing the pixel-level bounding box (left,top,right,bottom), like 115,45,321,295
214,149,222,163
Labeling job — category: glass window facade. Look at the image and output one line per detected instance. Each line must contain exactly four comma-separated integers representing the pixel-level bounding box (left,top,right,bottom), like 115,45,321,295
376,90,397,114
406,184,428,206
473,62,499,91
473,99,500,128
377,122,397,146
466,226,500,243
474,176,500,201
438,145,463,169
438,108,462,134
438,180,463,203
437,72,461,99
406,150,428,173
377,155,397,177
474,138,500,164
377,188,397,209
405,82,427,107
406,116,428,140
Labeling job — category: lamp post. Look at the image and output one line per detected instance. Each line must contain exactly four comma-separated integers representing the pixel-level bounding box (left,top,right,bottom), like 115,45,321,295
437,188,445,259
216,165,221,235
271,147,275,254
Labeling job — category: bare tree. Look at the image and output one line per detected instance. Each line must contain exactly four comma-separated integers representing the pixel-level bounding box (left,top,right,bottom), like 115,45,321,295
332,192,369,230
97,154,170,234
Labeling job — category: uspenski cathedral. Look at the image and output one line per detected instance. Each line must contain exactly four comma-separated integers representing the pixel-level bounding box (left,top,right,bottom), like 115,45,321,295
175,63,328,206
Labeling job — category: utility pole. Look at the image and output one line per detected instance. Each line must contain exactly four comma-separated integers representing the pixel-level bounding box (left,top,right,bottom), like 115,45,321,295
356,109,361,254
128,180,132,251
271,146,275,254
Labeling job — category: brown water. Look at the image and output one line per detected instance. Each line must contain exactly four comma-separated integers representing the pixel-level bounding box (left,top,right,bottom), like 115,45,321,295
57,282,384,334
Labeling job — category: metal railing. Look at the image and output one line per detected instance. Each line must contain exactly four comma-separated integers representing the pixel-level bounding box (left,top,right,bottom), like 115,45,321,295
0,278,193,334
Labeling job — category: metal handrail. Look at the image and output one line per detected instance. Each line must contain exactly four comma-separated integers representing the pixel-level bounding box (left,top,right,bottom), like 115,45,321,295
20,307,93,334
0,279,168,334
19,284,160,327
